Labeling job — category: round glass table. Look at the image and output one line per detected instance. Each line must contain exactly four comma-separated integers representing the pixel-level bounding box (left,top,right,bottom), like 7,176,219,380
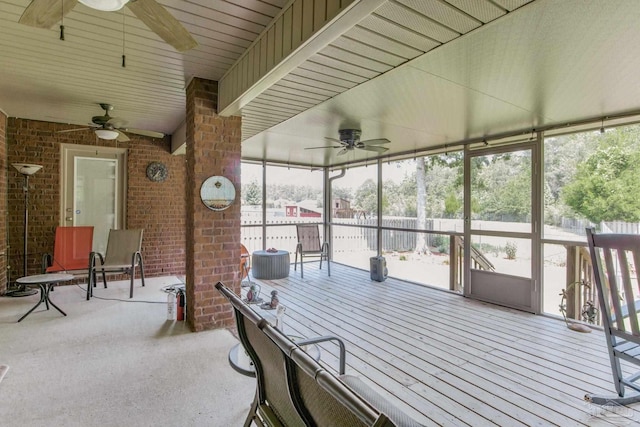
16,273,73,322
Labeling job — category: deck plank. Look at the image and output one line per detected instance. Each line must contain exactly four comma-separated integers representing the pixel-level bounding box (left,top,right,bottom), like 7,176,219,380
243,261,636,426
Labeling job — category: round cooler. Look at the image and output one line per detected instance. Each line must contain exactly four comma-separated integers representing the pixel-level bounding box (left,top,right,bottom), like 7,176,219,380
252,250,290,279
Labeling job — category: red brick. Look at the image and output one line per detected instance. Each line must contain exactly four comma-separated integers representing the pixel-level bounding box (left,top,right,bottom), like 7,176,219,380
3,118,186,292
185,78,240,332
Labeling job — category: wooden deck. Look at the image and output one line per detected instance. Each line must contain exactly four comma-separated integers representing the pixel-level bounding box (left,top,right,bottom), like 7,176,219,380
246,262,640,426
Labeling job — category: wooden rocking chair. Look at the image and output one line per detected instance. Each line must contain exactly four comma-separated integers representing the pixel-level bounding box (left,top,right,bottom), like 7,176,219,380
586,228,640,405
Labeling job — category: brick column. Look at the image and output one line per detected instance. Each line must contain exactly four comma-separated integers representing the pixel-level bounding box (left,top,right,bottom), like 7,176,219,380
185,78,241,331
0,110,7,295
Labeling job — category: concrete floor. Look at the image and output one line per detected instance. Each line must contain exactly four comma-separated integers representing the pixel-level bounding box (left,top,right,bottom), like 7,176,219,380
0,276,255,427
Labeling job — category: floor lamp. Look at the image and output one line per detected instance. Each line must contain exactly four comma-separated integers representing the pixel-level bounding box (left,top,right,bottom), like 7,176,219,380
8,163,43,297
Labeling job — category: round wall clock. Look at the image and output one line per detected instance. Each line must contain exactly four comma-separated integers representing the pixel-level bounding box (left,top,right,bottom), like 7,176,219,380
200,176,236,211
146,162,168,182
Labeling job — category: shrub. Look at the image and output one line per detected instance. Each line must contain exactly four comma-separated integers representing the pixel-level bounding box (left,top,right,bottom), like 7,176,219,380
505,241,517,260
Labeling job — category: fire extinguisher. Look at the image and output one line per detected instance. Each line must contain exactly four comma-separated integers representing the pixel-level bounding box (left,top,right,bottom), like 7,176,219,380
176,290,185,321
167,291,176,320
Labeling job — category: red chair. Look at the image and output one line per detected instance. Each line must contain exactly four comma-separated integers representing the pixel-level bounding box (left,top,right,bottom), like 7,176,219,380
42,226,94,273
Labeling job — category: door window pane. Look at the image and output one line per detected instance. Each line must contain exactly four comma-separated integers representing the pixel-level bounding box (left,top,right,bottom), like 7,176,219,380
470,150,532,232
75,157,117,254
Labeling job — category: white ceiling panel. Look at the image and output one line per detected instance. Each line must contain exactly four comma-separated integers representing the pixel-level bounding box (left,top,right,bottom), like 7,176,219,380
241,0,640,167
4,0,640,172
0,0,286,136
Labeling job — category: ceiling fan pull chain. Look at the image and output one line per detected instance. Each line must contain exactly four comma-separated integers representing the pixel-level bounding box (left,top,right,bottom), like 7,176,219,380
59,1,64,40
121,8,126,68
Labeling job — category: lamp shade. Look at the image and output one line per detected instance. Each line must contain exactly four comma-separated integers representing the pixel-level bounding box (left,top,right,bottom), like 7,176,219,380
78,0,129,11
12,163,43,176
95,129,120,140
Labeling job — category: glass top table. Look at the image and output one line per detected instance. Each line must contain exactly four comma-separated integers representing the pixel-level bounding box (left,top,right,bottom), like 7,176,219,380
16,273,74,322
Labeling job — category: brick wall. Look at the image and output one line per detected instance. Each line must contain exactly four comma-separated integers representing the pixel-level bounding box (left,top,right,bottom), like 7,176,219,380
0,110,6,294
6,118,186,285
185,78,241,331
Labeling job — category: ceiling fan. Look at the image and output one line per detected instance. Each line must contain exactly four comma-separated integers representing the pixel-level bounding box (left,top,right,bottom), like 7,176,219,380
306,129,390,156
19,0,197,52
57,103,164,141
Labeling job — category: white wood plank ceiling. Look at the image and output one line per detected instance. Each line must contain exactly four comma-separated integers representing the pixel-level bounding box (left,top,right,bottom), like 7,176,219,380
0,0,288,135
240,0,532,141
3,0,640,169
240,0,640,167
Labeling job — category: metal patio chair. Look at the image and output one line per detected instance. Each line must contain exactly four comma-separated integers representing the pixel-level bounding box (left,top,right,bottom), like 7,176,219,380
586,228,640,405
87,229,145,300
216,281,423,427
294,224,330,279
42,226,94,274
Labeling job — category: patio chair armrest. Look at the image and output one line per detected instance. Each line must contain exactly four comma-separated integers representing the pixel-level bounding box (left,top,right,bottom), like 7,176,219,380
296,242,303,253
90,251,105,267
322,241,329,252
295,335,346,375
131,250,142,266
41,253,52,273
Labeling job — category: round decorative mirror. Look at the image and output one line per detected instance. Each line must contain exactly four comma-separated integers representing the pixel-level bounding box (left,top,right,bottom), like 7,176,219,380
200,176,236,211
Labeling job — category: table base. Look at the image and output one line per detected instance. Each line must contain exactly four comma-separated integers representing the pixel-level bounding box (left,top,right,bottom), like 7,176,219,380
18,283,67,322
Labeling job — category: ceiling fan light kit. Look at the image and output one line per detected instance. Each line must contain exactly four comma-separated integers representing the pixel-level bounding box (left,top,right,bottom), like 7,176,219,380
78,0,128,11
57,103,163,142
95,129,120,140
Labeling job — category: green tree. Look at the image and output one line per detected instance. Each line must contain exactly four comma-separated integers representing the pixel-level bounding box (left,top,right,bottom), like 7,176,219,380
563,144,640,223
473,152,531,221
354,179,386,215
444,192,461,217
243,179,262,205
332,186,352,200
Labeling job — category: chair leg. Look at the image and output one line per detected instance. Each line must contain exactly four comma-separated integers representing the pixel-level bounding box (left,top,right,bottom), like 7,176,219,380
294,249,298,271
138,253,145,288
130,269,134,299
300,253,304,279
87,268,93,300
585,392,640,406
244,392,259,427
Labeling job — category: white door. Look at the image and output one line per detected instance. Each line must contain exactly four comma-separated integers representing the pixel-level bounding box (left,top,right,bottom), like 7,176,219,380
464,141,541,313
61,145,127,254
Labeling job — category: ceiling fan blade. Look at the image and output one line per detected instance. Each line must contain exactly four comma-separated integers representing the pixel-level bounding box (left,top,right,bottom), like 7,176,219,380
359,138,390,146
19,0,77,28
324,137,345,145
305,145,342,150
336,148,349,156
120,128,164,138
116,131,130,142
126,0,197,52
359,146,389,153
56,127,92,134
